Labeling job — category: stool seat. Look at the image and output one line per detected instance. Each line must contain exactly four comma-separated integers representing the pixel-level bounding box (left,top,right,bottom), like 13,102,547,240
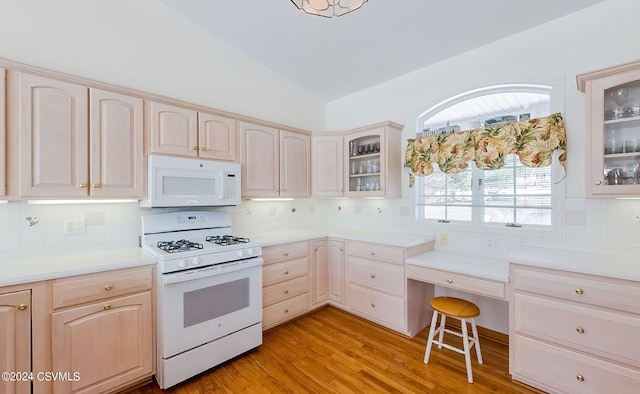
430,296,480,319
424,296,483,383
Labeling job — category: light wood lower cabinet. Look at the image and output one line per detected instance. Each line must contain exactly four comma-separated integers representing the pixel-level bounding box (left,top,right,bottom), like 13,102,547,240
311,240,329,305
510,264,640,393
262,241,310,330
0,67,5,196
0,289,31,394
327,240,345,305
49,266,154,394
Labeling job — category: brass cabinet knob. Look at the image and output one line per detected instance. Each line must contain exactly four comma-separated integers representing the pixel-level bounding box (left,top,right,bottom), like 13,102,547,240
370,251,375,255
446,278,453,284
576,374,584,382
201,147,207,152
192,146,199,151
103,304,111,310
340,248,344,252
575,288,584,295
284,309,289,313
370,303,376,308
284,252,289,256
370,273,376,279
594,180,602,185
79,183,87,188
105,284,113,291
92,183,101,188
284,270,289,275
576,327,585,334
284,290,289,294
17,304,27,311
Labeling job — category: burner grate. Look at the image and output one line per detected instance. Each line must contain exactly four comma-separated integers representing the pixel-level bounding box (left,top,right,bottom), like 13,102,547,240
157,239,204,253
206,235,251,246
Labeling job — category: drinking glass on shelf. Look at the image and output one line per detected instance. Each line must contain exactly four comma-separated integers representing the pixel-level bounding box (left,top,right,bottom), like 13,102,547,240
611,87,629,117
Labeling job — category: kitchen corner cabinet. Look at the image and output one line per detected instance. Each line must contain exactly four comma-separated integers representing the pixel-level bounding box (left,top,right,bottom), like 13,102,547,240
147,101,238,161
262,241,310,330
241,121,311,198
7,72,144,198
510,265,640,393
0,68,5,196
344,121,403,198
578,60,640,197
311,135,344,196
50,266,154,394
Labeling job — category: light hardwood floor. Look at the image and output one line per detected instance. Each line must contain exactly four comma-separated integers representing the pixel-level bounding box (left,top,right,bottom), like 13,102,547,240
128,306,543,393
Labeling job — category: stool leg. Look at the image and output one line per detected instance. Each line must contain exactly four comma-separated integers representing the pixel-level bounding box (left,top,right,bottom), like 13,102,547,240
437,314,446,349
471,317,483,364
424,310,439,364
461,318,474,383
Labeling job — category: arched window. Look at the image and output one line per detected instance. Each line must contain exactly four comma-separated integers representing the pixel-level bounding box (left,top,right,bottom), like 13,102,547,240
415,84,555,227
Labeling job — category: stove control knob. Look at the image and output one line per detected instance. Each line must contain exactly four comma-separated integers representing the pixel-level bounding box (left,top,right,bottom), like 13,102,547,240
192,257,201,266
247,248,254,256
177,259,187,268
237,250,244,258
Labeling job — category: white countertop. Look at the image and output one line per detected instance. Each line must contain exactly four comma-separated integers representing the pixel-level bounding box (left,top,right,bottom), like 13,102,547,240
0,248,155,287
406,250,509,282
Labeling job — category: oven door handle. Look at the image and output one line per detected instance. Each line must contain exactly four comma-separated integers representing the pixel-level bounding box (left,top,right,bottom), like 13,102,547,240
162,258,262,285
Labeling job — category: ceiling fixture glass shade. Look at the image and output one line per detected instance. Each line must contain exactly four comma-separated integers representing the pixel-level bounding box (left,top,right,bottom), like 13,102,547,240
291,0,367,18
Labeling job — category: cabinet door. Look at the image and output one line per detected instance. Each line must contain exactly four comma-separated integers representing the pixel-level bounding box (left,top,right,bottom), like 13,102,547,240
328,240,345,304
312,135,343,196
89,89,144,197
311,240,329,304
11,72,89,197
51,292,153,394
344,127,385,198
199,112,238,161
148,101,198,157
0,290,31,394
241,121,279,197
0,68,5,196
280,130,311,197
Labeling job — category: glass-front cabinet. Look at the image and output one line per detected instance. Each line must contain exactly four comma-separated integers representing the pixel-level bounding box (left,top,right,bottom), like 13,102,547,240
578,60,640,197
344,122,403,198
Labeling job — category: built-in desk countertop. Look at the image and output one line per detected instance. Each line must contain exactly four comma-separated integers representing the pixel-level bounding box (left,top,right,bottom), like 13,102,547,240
406,250,509,282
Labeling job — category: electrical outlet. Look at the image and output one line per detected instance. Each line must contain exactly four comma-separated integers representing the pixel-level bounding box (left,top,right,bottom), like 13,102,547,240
439,233,448,246
64,219,85,235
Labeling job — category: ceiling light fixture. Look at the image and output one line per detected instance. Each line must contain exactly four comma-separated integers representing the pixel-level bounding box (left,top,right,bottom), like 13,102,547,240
290,0,367,18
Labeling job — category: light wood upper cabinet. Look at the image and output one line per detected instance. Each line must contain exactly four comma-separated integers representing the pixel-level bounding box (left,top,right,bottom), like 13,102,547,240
199,112,238,161
90,88,144,197
7,72,144,198
312,135,343,197
241,121,310,198
578,60,640,197
0,68,5,197
280,130,311,197
0,290,31,394
344,122,403,198
148,101,198,157
9,72,89,197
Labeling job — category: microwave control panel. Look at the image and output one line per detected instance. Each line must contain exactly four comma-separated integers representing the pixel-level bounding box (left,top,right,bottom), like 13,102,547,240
223,173,238,199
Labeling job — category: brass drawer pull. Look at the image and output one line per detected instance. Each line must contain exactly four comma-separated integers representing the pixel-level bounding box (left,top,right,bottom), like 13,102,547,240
446,278,453,284
284,252,289,256
284,270,289,275
284,290,289,294
201,147,207,152
92,183,101,188
284,309,289,313
370,251,375,255
576,374,584,382
79,183,87,188
192,146,199,151
370,303,376,308
370,273,376,279
103,304,111,310
576,327,585,334
17,304,27,311
575,288,584,295
105,284,113,291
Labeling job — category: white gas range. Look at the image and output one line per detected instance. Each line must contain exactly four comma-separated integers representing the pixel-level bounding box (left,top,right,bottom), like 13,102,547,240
141,211,263,389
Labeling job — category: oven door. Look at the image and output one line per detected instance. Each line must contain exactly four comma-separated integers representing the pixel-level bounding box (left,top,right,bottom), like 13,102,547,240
159,258,262,358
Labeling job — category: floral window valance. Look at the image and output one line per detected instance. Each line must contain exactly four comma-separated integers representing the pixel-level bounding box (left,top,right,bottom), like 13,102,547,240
404,112,567,186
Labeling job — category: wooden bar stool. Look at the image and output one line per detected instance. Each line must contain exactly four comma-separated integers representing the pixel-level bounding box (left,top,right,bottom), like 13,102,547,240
423,296,483,383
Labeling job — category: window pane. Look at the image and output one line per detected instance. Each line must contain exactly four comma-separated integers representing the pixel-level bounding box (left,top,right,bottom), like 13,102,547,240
417,167,472,222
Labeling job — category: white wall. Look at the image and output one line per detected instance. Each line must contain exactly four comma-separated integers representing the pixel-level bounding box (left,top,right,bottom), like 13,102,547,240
0,0,326,131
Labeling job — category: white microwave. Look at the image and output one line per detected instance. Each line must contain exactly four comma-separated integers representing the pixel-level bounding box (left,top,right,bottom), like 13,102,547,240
142,155,241,208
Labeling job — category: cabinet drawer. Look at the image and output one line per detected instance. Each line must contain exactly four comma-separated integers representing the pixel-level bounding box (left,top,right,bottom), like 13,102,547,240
513,335,640,394
263,293,309,328
348,284,404,330
406,265,506,299
262,257,308,286
52,266,153,309
349,257,404,296
262,241,309,265
514,293,640,368
348,241,404,265
512,265,640,314
263,275,308,307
